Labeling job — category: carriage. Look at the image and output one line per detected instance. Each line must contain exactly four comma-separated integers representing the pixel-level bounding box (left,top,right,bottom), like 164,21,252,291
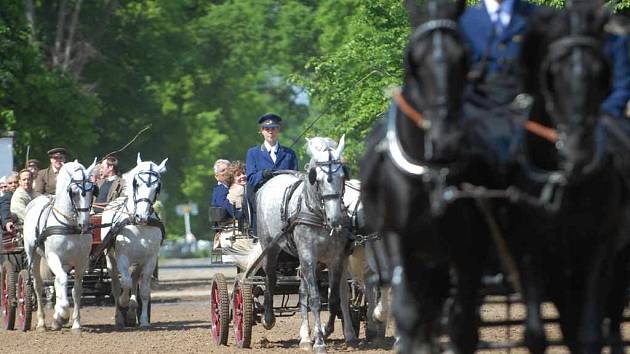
209,176,367,349
0,213,114,332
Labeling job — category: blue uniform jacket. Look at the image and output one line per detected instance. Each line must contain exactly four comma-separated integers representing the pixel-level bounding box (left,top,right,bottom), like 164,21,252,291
211,183,235,219
245,143,298,190
459,0,537,76
459,0,630,118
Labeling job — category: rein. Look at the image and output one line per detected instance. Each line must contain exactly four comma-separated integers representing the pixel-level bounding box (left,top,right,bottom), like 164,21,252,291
393,90,428,129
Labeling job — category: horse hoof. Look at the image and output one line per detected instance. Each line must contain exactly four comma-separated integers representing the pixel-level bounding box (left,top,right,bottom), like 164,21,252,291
50,321,62,331
313,344,327,354
71,328,81,335
36,325,47,332
299,341,312,351
262,316,275,330
345,338,359,348
141,324,150,331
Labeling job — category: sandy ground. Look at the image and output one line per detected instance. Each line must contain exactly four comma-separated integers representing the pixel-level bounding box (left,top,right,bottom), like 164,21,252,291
0,258,627,354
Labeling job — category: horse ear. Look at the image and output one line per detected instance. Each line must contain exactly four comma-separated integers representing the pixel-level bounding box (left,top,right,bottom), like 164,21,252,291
86,157,98,174
157,158,168,173
308,167,317,185
334,134,346,158
137,152,142,165
74,159,78,163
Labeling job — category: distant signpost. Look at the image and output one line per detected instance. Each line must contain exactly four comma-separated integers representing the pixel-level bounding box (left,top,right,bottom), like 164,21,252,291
176,202,198,244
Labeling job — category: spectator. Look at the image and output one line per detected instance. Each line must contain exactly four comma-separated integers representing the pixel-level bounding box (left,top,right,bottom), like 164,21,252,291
27,159,41,191
0,176,7,197
93,156,125,213
5,172,18,193
34,147,67,197
10,169,33,223
211,159,236,218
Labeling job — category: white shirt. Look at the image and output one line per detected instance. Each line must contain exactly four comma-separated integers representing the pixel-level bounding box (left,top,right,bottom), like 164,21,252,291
264,141,279,163
484,0,514,29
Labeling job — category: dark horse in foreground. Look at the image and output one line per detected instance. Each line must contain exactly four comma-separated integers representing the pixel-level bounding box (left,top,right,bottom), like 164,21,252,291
360,0,499,353
508,2,630,353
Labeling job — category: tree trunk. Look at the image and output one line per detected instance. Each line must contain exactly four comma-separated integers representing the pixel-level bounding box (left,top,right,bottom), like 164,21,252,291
62,0,83,72
24,0,36,42
52,0,68,67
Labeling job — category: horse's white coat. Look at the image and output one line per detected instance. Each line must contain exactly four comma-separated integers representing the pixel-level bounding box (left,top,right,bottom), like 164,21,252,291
24,160,97,332
100,154,166,328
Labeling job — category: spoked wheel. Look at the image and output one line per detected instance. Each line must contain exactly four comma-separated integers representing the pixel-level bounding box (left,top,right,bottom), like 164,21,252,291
16,270,33,331
232,279,253,348
1,261,16,330
210,273,230,345
136,284,152,325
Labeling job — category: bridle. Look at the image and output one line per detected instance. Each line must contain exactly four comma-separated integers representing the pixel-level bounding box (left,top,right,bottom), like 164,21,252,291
67,167,95,213
132,166,161,215
306,149,346,224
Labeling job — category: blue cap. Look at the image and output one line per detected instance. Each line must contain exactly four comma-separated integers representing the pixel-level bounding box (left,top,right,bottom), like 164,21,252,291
258,113,282,128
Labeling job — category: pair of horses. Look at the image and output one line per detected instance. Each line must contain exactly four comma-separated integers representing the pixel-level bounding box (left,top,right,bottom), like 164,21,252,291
360,0,629,353
23,154,166,332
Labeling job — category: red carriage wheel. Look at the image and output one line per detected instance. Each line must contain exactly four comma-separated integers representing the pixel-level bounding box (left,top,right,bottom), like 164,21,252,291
232,279,253,348
210,273,230,345
1,261,16,330
16,270,32,331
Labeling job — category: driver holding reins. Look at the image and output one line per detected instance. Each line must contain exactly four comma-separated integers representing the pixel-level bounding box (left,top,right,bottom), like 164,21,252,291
245,113,298,234
459,0,630,170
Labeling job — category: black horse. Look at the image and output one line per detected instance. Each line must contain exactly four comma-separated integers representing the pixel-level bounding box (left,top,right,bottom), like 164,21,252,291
359,0,499,353
509,2,630,353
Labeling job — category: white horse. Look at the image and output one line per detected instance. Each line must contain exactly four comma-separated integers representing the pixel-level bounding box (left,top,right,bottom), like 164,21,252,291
24,159,98,332
343,179,390,342
101,153,167,329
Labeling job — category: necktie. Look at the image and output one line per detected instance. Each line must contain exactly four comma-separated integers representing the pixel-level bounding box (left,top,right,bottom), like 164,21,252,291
494,9,505,35
270,149,277,163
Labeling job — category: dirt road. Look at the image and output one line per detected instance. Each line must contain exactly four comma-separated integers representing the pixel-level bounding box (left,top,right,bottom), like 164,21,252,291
0,258,626,354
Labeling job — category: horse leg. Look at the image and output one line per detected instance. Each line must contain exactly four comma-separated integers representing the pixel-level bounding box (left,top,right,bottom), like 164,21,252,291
116,254,133,326
139,257,157,329
30,254,46,331
521,254,547,354
298,275,312,351
606,247,630,354
364,277,381,342
302,258,326,353
333,262,358,346
70,270,85,333
47,254,69,330
578,252,608,354
106,252,124,328
261,246,280,330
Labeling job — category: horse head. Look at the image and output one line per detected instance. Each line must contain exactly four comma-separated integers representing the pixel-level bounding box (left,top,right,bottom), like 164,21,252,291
58,158,98,233
305,135,347,230
129,153,167,224
402,0,468,161
522,0,612,178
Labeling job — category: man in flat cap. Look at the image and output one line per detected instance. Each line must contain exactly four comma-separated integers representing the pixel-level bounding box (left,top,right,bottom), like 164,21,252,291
33,147,67,197
245,113,298,234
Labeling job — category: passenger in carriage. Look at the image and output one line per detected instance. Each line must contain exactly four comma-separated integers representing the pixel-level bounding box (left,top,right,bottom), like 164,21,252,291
211,159,237,219
93,155,125,213
5,172,18,193
33,147,67,197
0,176,6,197
10,169,33,223
0,173,17,232
245,113,298,234
226,161,246,214
459,0,630,168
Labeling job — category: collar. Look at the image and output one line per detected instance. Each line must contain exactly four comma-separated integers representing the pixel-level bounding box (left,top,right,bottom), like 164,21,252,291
105,175,117,182
52,165,61,174
217,181,228,188
483,0,515,27
263,141,279,154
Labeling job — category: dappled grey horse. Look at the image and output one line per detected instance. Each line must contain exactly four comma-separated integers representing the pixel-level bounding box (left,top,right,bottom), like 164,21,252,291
256,136,356,353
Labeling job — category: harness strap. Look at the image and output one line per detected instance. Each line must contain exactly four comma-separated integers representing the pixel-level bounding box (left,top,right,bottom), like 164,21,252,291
281,179,304,224
393,89,428,129
36,226,83,249
90,218,133,263
524,120,558,143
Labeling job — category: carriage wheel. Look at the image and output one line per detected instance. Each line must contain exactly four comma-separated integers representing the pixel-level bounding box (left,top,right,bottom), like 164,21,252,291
210,273,230,345
16,270,32,331
136,284,152,325
1,261,16,330
232,280,253,348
